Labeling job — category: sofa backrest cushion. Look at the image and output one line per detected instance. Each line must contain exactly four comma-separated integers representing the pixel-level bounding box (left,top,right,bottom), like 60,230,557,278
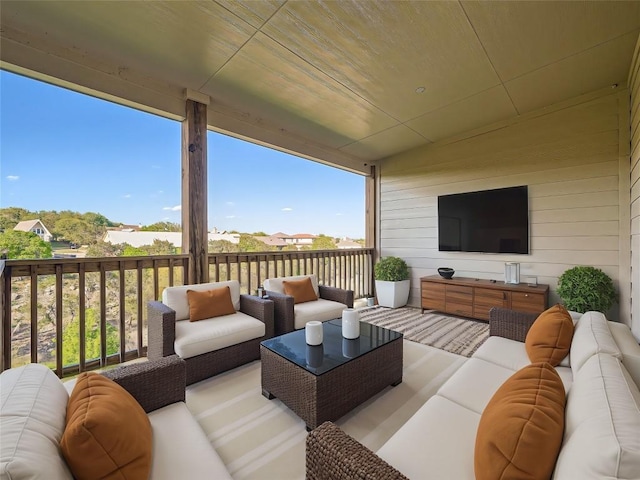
525,304,574,366
283,277,318,304
0,363,73,480
474,362,565,480
264,274,319,297
61,372,153,480
186,286,236,321
570,311,621,373
163,280,241,321
553,353,640,479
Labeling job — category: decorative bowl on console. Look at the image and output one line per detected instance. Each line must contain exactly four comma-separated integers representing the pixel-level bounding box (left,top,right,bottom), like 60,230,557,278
438,267,455,279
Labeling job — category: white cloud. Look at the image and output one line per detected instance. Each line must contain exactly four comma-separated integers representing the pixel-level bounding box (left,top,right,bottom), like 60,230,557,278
282,207,293,212
226,201,235,207
226,215,237,219
123,194,132,198
336,213,343,216
6,175,19,181
163,205,181,211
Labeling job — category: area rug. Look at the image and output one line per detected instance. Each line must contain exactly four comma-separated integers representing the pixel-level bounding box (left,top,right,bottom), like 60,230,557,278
186,341,466,480
358,306,489,358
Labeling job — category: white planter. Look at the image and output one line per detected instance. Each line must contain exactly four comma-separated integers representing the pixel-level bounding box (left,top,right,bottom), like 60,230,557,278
375,279,410,308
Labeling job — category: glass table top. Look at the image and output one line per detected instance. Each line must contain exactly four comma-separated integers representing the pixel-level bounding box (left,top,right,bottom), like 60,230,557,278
261,319,403,375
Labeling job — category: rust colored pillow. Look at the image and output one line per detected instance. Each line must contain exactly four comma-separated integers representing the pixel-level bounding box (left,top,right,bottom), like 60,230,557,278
283,277,318,304
525,304,574,366
475,362,566,480
61,372,152,480
186,286,236,321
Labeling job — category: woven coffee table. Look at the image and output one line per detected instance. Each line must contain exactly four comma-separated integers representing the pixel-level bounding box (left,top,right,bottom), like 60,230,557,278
260,319,403,430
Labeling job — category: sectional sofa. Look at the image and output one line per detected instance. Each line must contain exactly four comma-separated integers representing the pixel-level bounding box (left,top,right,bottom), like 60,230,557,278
0,355,232,480
306,307,640,479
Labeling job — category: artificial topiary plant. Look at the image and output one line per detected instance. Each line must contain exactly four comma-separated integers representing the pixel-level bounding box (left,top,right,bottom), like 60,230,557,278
556,265,617,313
374,256,409,282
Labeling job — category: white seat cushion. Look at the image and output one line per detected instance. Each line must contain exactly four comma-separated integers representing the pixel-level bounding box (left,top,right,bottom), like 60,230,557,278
174,312,265,359
608,321,640,388
472,336,530,372
437,357,517,414
570,311,621,373
554,354,640,479
0,364,73,480
377,395,479,480
264,275,319,297
294,299,347,329
147,402,232,480
163,281,241,321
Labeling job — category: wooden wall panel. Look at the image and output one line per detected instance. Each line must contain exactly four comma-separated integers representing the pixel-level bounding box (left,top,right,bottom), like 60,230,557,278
379,90,631,323
630,35,640,338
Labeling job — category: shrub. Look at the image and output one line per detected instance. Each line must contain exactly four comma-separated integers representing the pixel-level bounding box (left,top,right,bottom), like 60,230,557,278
374,256,409,282
556,266,616,313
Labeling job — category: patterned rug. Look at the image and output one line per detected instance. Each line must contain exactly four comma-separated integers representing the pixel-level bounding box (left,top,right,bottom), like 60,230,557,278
358,306,489,358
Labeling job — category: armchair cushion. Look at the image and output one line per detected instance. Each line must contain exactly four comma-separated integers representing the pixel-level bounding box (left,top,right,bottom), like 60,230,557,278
174,312,266,359
264,274,319,297
187,286,235,321
283,277,318,304
61,372,152,480
163,281,241,321
294,299,348,329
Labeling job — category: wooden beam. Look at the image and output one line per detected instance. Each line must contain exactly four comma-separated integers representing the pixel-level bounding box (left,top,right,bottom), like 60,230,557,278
365,164,377,252
182,100,209,284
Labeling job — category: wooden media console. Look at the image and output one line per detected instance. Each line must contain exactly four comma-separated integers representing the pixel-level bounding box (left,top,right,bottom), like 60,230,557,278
420,275,549,321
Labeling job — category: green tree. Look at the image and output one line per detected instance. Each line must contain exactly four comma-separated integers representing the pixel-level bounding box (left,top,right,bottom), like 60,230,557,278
122,244,148,256
62,308,119,365
86,241,124,257
140,221,181,232
52,217,97,245
209,239,239,253
140,239,176,255
0,230,52,259
311,235,337,250
0,207,31,231
238,235,270,252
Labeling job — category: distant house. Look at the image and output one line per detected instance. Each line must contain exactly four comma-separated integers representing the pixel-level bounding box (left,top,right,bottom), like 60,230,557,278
253,236,288,250
336,238,362,249
13,219,53,242
103,230,240,248
271,232,316,249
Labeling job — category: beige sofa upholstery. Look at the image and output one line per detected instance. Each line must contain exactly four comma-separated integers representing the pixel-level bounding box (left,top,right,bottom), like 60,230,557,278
264,274,354,335
0,356,232,480
306,310,640,479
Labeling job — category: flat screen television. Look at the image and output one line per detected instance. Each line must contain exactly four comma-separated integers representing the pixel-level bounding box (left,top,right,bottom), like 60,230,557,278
438,186,529,254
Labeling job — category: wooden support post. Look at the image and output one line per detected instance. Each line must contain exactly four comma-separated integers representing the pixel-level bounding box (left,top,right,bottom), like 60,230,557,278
182,99,209,285
365,165,377,295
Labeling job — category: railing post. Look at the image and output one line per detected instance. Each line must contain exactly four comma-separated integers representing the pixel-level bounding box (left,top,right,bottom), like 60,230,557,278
182,96,209,285
0,259,8,372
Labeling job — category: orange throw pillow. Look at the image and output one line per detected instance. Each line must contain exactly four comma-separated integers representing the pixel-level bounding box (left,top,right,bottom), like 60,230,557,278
525,304,574,365
474,362,566,480
61,372,152,480
283,277,318,304
187,286,236,321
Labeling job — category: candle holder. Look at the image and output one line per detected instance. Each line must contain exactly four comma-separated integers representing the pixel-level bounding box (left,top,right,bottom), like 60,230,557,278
341,308,360,339
504,262,520,284
305,321,323,345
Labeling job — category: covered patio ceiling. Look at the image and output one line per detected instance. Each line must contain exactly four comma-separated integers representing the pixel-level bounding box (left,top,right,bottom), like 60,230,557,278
1,1,639,175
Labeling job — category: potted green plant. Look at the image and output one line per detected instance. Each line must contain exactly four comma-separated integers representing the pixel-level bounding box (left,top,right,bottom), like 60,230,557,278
374,256,410,308
556,265,617,313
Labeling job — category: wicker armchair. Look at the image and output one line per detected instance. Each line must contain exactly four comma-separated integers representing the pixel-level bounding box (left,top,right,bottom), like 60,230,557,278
264,274,354,336
147,280,274,385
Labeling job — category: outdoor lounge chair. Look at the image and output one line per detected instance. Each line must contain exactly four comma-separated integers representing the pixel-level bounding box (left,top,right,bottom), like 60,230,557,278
147,280,274,385
264,274,353,336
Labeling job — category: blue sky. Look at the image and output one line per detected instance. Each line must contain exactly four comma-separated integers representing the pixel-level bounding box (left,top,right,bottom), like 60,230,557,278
0,70,365,239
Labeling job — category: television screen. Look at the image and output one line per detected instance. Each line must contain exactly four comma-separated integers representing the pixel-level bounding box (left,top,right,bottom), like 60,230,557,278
438,186,529,254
